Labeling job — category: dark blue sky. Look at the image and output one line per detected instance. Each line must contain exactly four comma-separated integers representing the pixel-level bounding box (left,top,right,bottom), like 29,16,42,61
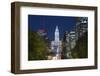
28,15,77,40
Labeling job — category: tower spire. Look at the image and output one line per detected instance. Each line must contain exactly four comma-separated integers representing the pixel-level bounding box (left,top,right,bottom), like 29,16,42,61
55,26,59,32
55,25,59,41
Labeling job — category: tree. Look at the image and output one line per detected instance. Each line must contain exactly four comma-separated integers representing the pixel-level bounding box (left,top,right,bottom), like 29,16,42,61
71,32,88,58
28,31,48,60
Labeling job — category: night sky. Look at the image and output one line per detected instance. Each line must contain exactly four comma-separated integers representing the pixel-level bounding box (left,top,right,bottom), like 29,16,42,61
28,15,77,40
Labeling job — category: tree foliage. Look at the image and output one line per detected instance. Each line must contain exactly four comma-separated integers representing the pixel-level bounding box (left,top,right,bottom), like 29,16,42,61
28,31,48,60
71,32,88,58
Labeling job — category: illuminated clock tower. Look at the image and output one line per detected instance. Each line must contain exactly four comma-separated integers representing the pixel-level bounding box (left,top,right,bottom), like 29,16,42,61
51,26,62,59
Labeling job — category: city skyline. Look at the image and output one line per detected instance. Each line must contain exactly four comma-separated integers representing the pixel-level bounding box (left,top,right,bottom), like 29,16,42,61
28,15,78,40
28,15,88,60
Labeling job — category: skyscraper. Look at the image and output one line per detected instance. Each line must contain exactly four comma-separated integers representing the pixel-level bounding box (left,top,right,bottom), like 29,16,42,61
51,26,62,60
